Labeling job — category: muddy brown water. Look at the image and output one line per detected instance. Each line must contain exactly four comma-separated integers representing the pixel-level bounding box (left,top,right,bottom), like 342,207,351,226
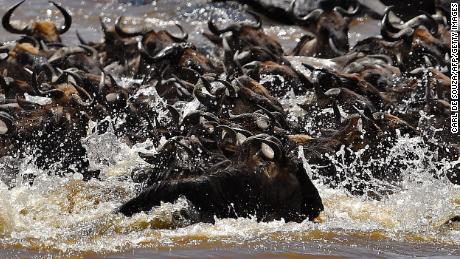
0,0,459,258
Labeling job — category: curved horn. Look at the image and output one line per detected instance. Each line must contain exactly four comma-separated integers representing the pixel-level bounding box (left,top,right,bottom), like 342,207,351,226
193,79,216,108
246,10,262,29
208,15,240,35
78,44,98,59
70,81,94,106
49,1,72,34
334,2,361,17
382,6,437,36
2,0,30,35
216,125,237,140
48,46,86,63
61,69,85,86
381,7,415,42
381,6,400,34
328,37,347,56
290,0,323,24
216,79,238,97
233,127,253,137
141,42,190,63
165,23,188,41
243,136,283,161
115,16,144,38
140,48,162,62
296,9,323,24
198,75,213,92
181,111,219,127
17,35,40,48
71,93,92,106
411,10,438,36
31,70,61,97
75,30,88,45
381,25,414,42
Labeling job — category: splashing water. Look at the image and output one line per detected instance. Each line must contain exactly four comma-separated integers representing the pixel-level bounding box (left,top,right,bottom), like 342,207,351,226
0,0,459,258
0,84,459,257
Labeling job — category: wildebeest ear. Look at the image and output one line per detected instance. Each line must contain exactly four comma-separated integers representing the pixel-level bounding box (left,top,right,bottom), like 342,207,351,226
260,142,275,160
255,115,270,130
216,125,236,140
0,111,14,135
260,138,282,161
242,136,282,161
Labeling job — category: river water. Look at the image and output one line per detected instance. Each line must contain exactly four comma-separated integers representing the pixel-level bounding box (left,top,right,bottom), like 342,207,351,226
0,0,459,258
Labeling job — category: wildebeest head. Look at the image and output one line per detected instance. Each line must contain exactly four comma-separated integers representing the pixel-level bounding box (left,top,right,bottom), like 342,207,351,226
380,6,447,69
380,6,438,42
290,0,359,57
5,40,46,80
140,42,215,76
2,0,72,43
114,18,216,76
0,111,15,137
115,16,188,56
31,68,94,109
236,134,324,221
76,17,139,67
119,134,323,223
207,11,284,56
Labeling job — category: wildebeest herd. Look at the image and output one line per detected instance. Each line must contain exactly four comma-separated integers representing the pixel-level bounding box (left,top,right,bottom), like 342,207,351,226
0,0,456,224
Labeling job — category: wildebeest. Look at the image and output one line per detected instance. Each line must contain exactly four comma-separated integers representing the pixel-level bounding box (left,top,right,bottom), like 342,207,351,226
118,135,324,222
